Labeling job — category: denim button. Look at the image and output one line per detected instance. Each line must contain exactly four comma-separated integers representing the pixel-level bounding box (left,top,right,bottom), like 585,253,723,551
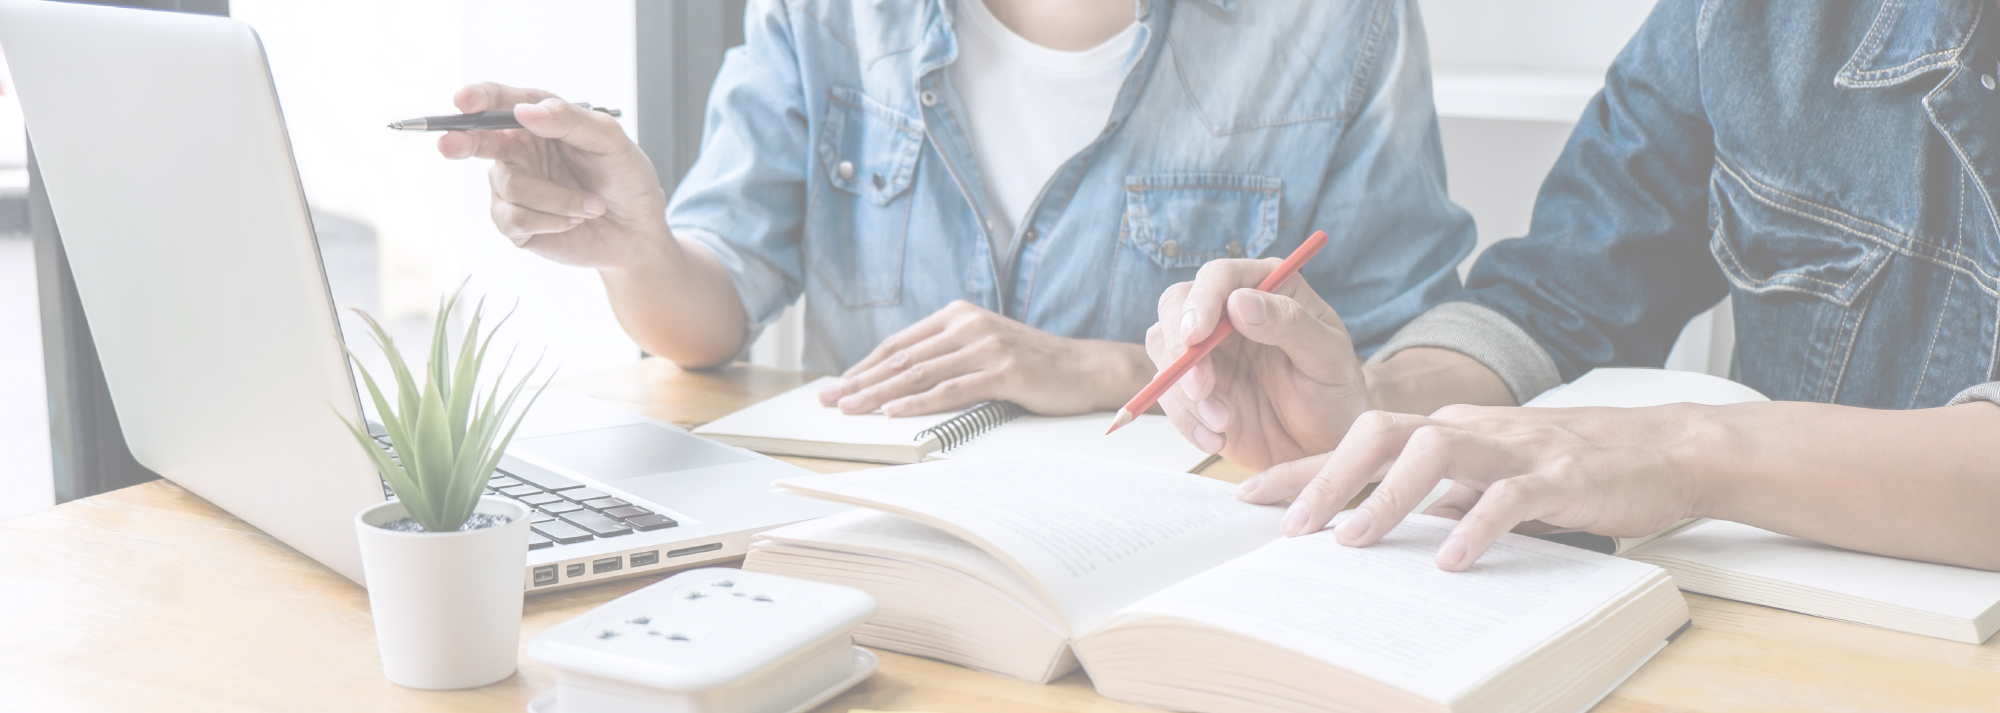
1161,239,1180,257
837,160,855,180
1023,228,1038,243
920,90,939,107
1984,74,1996,90
872,173,885,190
1225,240,1245,258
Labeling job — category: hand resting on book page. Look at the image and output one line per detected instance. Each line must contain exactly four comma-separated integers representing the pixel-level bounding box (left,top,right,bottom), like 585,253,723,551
1244,405,1710,572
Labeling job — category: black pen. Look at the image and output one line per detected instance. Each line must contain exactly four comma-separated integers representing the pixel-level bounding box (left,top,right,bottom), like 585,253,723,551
386,103,622,131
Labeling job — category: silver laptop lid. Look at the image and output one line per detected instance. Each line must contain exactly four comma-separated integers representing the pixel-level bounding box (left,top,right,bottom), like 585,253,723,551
0,1,382,582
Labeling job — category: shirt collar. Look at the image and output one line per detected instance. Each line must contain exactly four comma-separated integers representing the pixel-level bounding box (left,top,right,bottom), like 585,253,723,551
1835,0,1982,89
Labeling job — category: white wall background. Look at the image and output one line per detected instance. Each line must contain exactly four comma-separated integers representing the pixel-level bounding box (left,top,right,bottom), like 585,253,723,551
235,0,642,378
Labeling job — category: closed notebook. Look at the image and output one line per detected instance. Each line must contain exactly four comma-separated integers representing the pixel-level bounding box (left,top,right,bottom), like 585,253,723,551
1490,369,2000,644
743,454,1690,713
692,377,1214,471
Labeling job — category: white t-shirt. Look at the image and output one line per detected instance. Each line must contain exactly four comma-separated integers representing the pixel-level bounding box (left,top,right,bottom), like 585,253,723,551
947,0,1139,245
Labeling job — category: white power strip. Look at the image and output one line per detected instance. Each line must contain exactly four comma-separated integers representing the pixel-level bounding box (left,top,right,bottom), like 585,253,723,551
527,568,878,713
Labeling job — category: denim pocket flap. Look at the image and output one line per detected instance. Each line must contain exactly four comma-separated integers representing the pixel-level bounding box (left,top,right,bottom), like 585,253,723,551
1123,173,1283,269
819,86,923,207
1709,164,1892,307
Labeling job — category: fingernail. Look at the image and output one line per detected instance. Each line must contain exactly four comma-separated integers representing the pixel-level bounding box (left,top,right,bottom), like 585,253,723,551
837,395,863,412
1334,508,1373,544
1437,535,1469,570
1179,311,1198,341
582,195,606,217
1234,474,1263,498
1195,397,1229,431
1236,292,1267,326
817,386,840,405
1192,425,1224,454
1281,500,1311,535
882,399,907,417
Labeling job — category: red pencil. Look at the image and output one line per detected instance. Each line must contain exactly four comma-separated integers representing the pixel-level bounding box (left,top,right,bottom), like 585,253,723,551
1105,230,1329,434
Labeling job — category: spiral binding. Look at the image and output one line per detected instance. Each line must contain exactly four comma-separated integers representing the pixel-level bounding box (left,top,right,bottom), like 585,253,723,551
914,400,1028,451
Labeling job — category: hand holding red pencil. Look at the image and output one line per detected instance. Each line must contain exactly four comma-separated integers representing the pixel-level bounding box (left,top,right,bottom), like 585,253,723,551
1124,232,1377,472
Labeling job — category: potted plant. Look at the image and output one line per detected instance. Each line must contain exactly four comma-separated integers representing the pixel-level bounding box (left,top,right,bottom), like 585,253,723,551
339,289,548,690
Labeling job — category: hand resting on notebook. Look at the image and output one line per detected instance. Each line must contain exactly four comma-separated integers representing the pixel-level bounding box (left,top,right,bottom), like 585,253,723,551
817,300,1155,418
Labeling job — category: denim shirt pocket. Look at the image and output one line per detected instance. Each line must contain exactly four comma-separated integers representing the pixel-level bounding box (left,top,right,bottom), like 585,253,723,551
1123,173,1283,267
1707,160,1895,401
806,85,924,309
1099,173,1281,341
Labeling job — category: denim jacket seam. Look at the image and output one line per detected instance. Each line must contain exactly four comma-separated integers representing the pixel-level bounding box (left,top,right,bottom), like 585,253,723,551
1165,39,1358,136
1095,214,1132,340
1836,0,1980,88
1715,155,2000,297
1338,0,1396,128
784,0,859,54
1906,264,1956,408
1823,285,1876,403
1923,67,2000,273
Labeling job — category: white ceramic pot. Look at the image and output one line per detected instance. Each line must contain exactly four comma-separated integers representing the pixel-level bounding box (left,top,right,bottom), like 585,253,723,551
355,495,529,690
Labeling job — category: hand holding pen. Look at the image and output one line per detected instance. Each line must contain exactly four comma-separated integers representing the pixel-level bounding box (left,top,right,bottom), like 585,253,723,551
1134,235,1374,472
433,83,665,269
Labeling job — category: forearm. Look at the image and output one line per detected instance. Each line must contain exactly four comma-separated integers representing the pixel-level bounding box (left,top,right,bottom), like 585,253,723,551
597,231,748,368
1364,347,1516,415
1693,401,2000,571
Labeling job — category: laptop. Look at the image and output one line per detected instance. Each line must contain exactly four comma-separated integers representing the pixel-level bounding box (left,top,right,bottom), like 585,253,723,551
0,0,843,592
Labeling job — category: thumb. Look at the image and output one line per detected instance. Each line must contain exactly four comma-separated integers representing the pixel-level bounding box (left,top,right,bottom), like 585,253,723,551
1225,289,1357,383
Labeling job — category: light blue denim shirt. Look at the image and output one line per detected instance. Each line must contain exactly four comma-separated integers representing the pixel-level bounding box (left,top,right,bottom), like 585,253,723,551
667,0,1475,373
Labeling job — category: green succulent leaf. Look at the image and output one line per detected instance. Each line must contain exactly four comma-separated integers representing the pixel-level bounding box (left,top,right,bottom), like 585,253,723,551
338,284,551,533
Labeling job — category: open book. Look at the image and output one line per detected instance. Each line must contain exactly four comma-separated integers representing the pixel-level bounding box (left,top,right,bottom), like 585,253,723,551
745,454,1690,713
693,377,1213,471
1514,369,2000,644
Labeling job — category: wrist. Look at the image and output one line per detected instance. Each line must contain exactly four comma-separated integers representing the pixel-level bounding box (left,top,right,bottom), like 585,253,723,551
1665,402,1756,521
596,221,677,278
1078,339,1155,411
1362,347,1515,415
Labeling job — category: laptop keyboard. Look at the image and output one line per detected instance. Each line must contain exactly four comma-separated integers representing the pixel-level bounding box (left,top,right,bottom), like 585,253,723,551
372,436,679,550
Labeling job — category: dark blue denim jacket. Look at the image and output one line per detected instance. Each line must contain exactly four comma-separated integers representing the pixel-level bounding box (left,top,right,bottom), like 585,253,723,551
1422,0,2000,408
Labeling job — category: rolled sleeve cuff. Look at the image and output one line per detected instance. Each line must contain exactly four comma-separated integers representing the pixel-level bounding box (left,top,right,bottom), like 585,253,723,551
1366,302,1564,405
673,226,796,360
1948,382,2000,408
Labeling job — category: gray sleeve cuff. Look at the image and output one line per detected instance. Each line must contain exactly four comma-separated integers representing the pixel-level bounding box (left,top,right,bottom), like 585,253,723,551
1948,382,2000,407
1365,302,1564,405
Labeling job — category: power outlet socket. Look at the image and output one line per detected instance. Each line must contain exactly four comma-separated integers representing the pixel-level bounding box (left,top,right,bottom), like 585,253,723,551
527,568,877,713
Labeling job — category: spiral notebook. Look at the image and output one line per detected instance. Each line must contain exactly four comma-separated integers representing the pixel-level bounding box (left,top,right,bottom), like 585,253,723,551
692,378,1216,471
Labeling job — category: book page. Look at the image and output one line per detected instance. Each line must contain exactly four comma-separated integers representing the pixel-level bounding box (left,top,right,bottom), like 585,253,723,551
775,454,1284,634
753,509,1063,627
1526,368,1769,408
937,412,1214,473
1103,514,1664,702
1627,519,2000,619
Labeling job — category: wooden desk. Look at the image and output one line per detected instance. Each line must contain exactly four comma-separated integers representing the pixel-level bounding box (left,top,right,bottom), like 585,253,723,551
2,360,1996,712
